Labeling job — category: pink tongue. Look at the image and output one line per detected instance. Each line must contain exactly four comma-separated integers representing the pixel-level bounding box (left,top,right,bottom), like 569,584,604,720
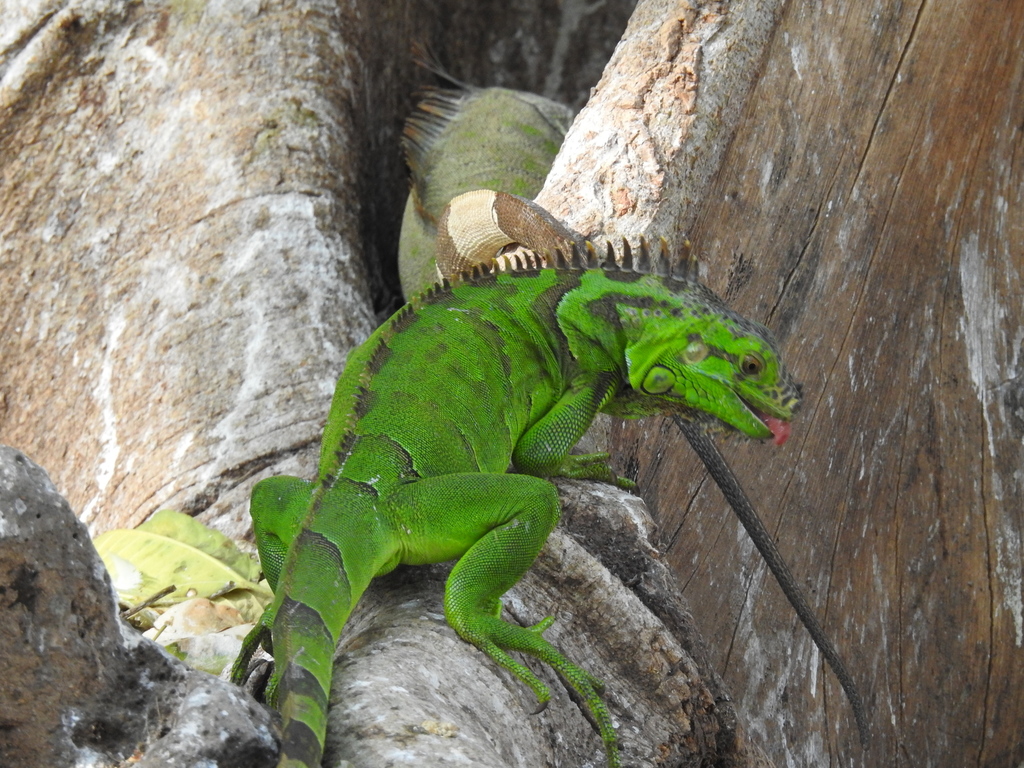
763,416,791,446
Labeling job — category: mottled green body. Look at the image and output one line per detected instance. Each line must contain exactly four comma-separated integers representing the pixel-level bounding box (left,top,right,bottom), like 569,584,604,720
232,259,800,768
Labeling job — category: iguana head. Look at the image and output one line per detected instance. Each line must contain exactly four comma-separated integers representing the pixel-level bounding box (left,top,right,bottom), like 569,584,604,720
619,298,802,444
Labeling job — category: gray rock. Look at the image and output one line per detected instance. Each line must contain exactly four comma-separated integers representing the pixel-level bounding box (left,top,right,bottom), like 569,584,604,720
0,446,278,768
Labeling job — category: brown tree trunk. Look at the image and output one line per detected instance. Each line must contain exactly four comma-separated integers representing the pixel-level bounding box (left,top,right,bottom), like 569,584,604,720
596,2,1024,766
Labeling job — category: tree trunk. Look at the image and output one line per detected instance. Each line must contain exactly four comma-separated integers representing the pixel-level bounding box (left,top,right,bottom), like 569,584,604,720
1,0,377,534
602,2,1024,766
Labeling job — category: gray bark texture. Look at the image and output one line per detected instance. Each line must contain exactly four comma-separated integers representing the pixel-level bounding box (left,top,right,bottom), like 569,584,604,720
3,0,1020,767
1,0,376,537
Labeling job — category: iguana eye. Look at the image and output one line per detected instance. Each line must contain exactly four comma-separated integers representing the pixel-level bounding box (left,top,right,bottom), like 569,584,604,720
741,352,765,377
641,365,676,394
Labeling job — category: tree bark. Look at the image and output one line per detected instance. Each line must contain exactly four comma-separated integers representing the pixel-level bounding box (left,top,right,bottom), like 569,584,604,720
602,2,1024,766
1,0,376,535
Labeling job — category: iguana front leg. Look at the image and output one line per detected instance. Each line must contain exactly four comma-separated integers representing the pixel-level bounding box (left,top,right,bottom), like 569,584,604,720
512,372,634,489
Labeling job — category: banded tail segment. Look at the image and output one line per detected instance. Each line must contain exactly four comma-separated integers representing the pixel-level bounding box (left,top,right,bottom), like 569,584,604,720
269,527,353,767
273,598,336,766
233,461,403,768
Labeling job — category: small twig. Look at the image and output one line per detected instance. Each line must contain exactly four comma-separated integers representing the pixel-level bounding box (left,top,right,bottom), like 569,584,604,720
123,584,177,619
208,581,238,600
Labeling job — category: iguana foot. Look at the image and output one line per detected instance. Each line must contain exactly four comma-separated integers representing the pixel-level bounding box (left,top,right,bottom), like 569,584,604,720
231,617,271,686
448,596,617,765
449,608,619,767
231,606,283,705
554,452,636,491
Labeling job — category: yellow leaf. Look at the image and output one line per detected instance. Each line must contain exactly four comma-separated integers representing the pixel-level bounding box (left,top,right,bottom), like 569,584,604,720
94,510,272,624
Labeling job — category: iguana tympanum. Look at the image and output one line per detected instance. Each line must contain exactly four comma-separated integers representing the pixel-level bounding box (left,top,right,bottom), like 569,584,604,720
231,187,813,767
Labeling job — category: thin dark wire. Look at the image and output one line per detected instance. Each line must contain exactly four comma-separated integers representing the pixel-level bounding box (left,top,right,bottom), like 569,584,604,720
675,416,869,747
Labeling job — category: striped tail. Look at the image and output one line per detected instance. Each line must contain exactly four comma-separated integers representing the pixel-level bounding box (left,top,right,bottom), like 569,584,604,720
269,527,371,768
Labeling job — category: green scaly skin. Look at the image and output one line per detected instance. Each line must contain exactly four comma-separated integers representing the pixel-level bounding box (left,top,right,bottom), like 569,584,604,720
231,258,800,768
398,86,574,295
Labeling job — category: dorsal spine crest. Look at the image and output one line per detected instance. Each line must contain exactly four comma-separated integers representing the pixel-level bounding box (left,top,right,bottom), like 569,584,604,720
440,236,701,285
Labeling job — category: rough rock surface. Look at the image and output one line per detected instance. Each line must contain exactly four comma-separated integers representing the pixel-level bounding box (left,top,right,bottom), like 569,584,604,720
0,446,278,767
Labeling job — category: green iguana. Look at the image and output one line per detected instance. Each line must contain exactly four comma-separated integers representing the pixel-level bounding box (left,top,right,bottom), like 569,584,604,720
231,188,817,768
398,84,574,295
395,87,867,757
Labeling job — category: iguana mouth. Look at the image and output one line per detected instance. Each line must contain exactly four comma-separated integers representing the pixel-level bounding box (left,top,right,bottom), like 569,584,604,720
760,413,791,446
740,399,791,446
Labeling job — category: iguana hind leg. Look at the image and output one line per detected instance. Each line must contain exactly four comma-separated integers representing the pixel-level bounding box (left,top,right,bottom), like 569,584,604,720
230,475,312,688
387,472,620,767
